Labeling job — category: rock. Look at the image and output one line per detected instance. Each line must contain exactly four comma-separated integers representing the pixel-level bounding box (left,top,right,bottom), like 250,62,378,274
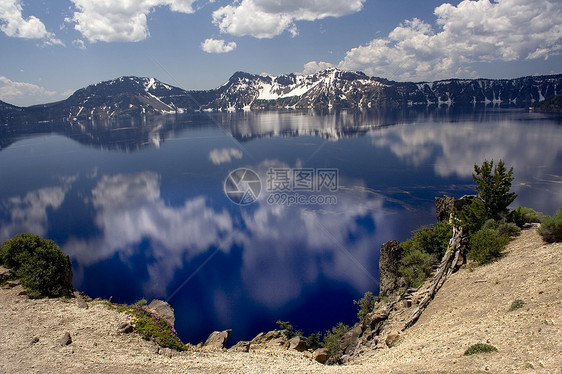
435,195,456,222
250,330,287,348
108,296,114,303
0,266,11,283
379,240,403,297
147,299,175,326
340,325,363,356
27,337,39,347
76,299,88,309
204,329,232,349
435,195,475,222
59,332,72,346
17,289,28,296
149,345,160,354
313,348,330,364
284,336,309,352
159,348,175,358
229,341,250,352
385,332,400,348
364,304,391,332
118,322,133,334
3,280,20,289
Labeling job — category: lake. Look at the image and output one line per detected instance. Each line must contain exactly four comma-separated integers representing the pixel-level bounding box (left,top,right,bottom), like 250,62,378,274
1,107,561,345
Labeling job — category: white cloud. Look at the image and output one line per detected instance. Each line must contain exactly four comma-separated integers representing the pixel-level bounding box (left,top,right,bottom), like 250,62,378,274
0,0,62,45
201,38,237,54
302,61,335,74
69,0,196,43
208,147,243,164
72,39,86,50
212,0,365,39
340,0,562,81
0,76,57,106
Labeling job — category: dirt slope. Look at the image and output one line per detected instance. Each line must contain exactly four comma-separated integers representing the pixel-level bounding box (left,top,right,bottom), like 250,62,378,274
0,228,560,373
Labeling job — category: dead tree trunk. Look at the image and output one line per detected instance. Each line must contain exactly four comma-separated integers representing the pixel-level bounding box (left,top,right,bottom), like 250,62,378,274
403,222,466,330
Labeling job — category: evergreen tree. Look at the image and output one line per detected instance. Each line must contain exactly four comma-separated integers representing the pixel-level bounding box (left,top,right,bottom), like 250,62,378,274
472,160,517,220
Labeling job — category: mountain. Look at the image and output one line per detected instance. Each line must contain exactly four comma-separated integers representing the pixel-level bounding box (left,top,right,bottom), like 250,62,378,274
213,68,562,110
0,100,23,124
1,69,562,123
20,77,215,122
532,92,562,112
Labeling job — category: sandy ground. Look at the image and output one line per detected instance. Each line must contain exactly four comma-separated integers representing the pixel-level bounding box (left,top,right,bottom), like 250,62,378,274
0,228,560,373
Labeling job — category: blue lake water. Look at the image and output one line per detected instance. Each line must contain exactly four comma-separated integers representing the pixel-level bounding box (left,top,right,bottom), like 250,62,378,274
1,108,561,345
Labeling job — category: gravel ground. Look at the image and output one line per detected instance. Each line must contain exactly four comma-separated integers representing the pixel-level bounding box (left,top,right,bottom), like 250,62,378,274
1,228,560,373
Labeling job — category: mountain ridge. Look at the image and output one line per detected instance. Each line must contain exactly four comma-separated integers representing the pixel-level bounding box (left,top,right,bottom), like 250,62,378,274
2,68,562,122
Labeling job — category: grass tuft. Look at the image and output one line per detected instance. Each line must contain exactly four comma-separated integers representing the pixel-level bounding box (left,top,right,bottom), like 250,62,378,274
464,343,498,356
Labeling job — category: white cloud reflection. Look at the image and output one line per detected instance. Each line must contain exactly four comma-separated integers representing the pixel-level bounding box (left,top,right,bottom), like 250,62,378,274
0,186,67,239
62,168,395,308
369,117,562,211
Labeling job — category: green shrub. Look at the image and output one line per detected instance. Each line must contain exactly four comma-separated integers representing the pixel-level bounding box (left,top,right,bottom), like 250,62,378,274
127,306,185,351
399,249,432,287
483,219,521,237
408,222,452,257
354,291,377,322
323,322,350,356
539,208,562,243
464,343,498,356
509,206,543,227
134,298,147,306
0,233,73,298
468,228,510,264
508,299,525,312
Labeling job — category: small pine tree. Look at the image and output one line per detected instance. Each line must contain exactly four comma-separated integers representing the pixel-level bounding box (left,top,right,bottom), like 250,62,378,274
354,291,376,322
472,160,517,220
323,322,350,356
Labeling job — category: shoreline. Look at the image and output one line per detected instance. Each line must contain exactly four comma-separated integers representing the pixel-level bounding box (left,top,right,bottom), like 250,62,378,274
1,227,560,373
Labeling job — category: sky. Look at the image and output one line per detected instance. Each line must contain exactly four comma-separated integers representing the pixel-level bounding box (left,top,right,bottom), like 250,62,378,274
0,0,561,107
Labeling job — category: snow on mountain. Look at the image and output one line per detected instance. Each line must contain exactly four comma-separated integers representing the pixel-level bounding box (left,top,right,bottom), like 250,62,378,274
207,68,390,111
1,70,562,123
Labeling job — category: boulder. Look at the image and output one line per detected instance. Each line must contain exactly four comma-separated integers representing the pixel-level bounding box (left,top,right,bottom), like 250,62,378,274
0,266,11,283
284,336,309,352
59,332,72,346
147,299,175,326
250,330,287,348
77,298,89,309
118,322,133,334
435,195,476,222
2,280,20,289
27,337,39,348
229,341,250,352
435,195,457,222
313,348,330,364
363,303,391,333
204,329,232,349
340,324,363,356
379,240,403,297
385,332,400,348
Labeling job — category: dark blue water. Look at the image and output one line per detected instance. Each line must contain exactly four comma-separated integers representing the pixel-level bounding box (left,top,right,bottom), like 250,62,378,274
1,108,561,345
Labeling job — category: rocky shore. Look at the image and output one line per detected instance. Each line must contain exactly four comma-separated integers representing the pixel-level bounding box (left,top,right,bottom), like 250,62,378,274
1,227,560,373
